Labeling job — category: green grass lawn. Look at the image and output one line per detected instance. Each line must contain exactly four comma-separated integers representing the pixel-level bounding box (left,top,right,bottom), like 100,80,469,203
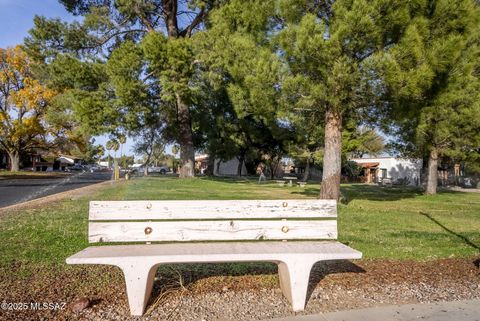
0,176,479,271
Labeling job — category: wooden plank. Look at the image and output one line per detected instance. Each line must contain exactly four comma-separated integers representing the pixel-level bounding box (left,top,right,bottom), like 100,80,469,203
88,220,337,243
89,200,337,221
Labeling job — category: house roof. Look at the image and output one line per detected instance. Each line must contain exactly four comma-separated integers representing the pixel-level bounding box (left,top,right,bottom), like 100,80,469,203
356,162,380,168
59,154,82,160
57,156,76,164
195,155,209,161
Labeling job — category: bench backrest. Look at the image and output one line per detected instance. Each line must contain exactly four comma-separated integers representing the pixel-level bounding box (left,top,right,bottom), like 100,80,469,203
88,199,338,243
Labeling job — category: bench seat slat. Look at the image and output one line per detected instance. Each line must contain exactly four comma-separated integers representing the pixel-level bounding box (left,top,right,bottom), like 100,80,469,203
89,200,337,221
88,220,337,243
67,241,362,265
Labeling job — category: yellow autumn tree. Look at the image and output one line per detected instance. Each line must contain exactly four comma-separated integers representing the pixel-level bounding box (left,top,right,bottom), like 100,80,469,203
0,45,56,171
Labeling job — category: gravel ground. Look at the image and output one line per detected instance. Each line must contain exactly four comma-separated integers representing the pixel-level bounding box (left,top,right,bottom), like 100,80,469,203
1,258,479,321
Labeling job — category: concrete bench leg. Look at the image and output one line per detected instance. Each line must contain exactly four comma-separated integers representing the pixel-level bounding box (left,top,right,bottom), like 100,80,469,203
278,259,315,312
119,263,158,316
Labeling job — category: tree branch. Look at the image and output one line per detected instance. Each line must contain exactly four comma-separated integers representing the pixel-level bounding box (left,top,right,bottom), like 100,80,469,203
179,8,206,38
139,14,155,32
80,28,148,50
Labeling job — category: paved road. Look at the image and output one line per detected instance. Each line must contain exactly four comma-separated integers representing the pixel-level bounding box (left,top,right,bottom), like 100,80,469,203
0,171,113,208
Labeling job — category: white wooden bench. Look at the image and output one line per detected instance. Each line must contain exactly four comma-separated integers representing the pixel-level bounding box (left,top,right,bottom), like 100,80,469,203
66,199,362,316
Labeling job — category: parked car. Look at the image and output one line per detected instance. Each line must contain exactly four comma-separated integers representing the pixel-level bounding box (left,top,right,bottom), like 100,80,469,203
148,166,169,174
66,164,86,172
84,165,99,172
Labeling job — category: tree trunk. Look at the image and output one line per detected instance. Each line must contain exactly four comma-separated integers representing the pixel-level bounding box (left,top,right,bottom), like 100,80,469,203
268,158,279,180
216,159,221,176
425,147,438,195
164,0,179,37
205,155,215,176
163,2,194,178
319,110,342,200
176,94,195,178
8,151,20,172
237,153,245,177
302,159,310,182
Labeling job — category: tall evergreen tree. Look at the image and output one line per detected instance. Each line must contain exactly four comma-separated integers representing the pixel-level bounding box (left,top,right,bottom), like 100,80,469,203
203,0,411,197
374,0,480,194
275,0,411,199
197,0,291,177
26,0,220,177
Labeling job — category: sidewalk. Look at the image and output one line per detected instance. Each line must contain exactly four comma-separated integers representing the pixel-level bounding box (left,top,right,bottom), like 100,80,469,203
266,300,480,321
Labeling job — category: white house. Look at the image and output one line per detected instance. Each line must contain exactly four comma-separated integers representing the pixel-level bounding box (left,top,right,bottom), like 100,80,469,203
97,161,110,168
214,158,248,176
57,155,75,165
350,157,423,186
195,154,248,176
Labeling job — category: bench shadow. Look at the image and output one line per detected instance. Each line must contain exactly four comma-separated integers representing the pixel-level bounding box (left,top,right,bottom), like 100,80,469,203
147,260,365,311
147,262,276,310
150,262,276,288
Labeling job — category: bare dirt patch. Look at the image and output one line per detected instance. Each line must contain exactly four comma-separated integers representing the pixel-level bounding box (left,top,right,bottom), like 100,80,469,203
0,257,478,321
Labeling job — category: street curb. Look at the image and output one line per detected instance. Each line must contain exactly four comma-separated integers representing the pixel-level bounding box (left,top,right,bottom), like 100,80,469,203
0,179,122,213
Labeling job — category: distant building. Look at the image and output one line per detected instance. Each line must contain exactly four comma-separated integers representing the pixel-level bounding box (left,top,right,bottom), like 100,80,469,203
195,155,248,176
0,149,53,171
351,157,422,186
98,161,111,168
56,155,84,171
214,158,248,176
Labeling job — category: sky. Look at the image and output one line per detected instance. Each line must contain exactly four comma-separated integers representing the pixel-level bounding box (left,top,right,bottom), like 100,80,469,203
0,0,75,48
0,0,140,158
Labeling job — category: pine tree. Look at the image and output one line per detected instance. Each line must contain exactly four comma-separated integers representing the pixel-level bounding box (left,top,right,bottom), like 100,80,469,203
203,0,411,197
196,0,291,177
26,0,220,177
275,0,410,199
374,0,480,194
